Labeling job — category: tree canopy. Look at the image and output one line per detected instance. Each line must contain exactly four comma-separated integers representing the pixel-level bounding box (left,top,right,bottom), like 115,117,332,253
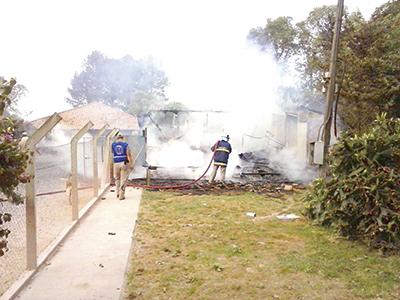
66,51,169,114
340,1,400,131
0,76,27,116
248,1,400,132
248,16,298,61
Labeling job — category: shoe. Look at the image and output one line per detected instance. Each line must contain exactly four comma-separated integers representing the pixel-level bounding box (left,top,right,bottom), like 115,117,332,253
119,197,125,200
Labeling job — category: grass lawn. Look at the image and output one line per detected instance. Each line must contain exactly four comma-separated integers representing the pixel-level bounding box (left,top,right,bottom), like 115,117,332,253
125,190,400,299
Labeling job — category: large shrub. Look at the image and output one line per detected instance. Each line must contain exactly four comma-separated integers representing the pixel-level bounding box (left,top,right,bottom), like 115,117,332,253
304,114,400,253
0,78,29,256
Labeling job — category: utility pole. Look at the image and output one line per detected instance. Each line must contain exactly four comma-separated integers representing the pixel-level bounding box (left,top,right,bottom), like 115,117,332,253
321,0,345,177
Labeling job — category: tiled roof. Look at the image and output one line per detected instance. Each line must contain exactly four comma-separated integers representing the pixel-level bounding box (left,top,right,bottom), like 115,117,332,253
30,102,138,130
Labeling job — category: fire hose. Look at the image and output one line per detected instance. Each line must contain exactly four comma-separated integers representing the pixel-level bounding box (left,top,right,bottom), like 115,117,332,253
126,142,219,190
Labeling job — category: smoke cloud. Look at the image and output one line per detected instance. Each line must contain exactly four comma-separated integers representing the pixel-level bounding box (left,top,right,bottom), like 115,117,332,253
136,43,317,183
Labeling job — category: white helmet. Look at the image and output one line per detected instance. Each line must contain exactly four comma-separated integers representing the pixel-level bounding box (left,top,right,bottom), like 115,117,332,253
221,134,230,141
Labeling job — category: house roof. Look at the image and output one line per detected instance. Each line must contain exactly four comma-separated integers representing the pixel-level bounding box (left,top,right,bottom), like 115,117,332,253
30,102,139,130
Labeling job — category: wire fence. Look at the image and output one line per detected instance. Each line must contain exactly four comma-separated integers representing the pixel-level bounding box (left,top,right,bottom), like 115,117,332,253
127,133,146,167
0,189,26,297
77,136,95,210
0,128,145,296
35,134,73,257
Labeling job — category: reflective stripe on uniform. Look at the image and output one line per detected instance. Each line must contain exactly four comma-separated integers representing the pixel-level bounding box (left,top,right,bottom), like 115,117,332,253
214,162,227,166
216,147,230,153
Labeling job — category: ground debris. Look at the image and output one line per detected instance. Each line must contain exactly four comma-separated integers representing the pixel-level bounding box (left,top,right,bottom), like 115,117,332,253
276,213,301,220
128,178,302,196
235,151,289,183
283,184,294,191
213,264,224,272
246,212,256,218
128,149,303,195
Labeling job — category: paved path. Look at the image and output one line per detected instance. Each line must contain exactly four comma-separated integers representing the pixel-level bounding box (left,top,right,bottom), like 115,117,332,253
17,187,141,300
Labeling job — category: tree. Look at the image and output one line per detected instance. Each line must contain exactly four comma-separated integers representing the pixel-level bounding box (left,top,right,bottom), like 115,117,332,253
66,51,169,113
248,1,399,133
248,6,346,89
248,7,345,116
248,16,298,61
0,78,29,257
0,76,27,116
339,1,400,131
127,92,165,115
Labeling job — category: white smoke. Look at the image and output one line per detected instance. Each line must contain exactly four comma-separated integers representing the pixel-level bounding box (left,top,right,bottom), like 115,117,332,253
139,43,317,182
36,127,94,179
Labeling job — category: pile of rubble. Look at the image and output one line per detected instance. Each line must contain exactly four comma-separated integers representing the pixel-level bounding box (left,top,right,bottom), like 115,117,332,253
233,151,290,183
187,181,303,197
128,178,303,196
128,149,309,195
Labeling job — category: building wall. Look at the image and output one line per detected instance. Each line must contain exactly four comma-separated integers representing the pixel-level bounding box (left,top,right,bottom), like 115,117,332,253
271,114,286,145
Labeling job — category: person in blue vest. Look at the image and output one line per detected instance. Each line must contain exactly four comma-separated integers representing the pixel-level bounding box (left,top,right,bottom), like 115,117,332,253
111,132,133,200
209,134,232,183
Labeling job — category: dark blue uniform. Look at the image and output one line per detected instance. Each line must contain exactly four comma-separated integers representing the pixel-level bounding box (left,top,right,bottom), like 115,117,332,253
112,141,129,163
211,140,232,166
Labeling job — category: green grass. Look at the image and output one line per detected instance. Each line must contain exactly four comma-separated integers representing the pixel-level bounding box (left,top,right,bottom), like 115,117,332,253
125,191,400,299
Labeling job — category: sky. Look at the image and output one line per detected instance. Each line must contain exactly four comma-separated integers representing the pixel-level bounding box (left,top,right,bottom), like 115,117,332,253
1,0,387,120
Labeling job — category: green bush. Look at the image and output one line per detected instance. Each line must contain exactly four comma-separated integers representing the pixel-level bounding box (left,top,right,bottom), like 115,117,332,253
0,78,29,257
304,114,400,253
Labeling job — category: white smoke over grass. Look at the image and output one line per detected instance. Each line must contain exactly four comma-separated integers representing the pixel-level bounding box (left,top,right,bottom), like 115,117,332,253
140,43,317,183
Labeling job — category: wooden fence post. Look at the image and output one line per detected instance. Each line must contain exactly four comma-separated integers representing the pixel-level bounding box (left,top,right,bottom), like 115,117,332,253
24,113,62,270
92,125,108,197
101,129,118,187
71,121,94,221
143,128,148,163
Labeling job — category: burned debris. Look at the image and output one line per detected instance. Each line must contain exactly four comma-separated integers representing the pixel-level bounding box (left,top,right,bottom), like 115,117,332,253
127,178,303,197
235,151,289,183
129,147,307,196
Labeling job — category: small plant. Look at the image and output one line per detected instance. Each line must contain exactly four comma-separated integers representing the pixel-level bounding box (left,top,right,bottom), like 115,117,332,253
304,114,400,253
213,264,224,272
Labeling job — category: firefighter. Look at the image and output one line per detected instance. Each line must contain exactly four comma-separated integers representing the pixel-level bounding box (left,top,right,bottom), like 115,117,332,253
111,132,133,200
209,134,232,183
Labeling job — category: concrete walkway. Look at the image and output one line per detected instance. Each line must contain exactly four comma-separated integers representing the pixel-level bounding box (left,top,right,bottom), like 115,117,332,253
17,187,141,300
